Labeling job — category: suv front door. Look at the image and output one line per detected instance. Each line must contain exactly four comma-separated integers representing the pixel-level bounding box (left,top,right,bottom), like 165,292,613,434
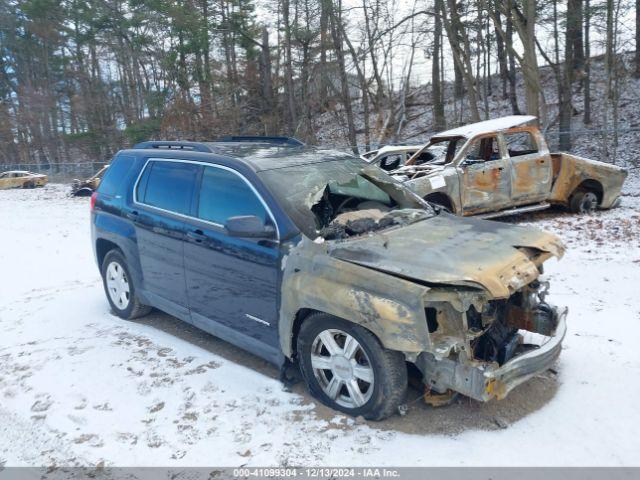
459,135,511,214
183,164,281,362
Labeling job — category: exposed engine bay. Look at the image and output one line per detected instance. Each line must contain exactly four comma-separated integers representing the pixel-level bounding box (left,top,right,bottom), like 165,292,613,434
469,278,557,366
311,175,435,240
416,276,563,402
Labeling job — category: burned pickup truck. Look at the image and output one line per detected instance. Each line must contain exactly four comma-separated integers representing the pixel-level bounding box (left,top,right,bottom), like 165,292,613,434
393,116,627,218
71,165,108,196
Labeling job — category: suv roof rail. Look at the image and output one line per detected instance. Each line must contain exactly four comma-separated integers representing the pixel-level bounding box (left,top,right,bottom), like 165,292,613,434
133,141,213,153
214,135,304,146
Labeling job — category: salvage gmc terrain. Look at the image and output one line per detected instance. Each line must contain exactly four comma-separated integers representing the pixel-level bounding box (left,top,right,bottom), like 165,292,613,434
91,137,568,420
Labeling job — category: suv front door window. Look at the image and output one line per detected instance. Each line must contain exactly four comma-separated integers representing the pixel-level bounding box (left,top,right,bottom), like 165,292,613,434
184,165,281,360
197,166,270,225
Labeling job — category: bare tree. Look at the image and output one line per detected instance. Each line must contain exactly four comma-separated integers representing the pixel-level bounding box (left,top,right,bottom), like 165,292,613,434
432,0,446,130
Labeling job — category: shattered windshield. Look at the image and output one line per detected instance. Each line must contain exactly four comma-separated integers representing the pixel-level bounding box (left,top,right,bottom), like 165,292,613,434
258,156,435,240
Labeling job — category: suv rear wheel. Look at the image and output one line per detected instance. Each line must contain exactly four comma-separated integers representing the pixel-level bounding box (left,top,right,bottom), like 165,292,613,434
101,249,151,320
297,313,407,420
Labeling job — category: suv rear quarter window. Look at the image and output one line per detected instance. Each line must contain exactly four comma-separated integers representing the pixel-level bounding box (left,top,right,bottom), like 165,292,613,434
136,160,200,215
98,155,135,196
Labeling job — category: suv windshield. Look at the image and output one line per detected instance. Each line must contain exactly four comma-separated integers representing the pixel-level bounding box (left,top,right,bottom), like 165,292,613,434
258,157,435,239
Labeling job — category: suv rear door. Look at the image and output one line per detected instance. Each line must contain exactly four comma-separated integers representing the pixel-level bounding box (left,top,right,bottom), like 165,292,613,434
132,159,200,315
183,164,281,362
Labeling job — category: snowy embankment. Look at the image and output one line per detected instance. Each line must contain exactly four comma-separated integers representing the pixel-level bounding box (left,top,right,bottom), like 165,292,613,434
1,182,639,467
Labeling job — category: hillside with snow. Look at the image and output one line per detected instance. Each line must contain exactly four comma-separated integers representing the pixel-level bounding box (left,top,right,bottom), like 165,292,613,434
315,53,640,171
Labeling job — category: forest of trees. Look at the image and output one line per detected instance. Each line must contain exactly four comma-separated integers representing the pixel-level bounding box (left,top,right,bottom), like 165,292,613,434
0,0,637,166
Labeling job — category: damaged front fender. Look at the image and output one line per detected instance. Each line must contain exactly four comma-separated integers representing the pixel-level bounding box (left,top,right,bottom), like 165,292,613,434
279,237,432,358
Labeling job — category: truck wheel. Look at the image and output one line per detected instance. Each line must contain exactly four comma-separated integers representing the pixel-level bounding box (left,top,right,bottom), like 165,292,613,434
570,190,598,214
101,249,151,320
297,313,407,421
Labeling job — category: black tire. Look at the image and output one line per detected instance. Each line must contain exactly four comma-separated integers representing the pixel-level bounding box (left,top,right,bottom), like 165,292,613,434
569,190,599,214
297,312,407,421
101,249,151,320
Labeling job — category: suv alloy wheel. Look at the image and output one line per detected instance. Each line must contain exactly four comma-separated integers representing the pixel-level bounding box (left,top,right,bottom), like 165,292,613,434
297,313,407,420
101,250,151,320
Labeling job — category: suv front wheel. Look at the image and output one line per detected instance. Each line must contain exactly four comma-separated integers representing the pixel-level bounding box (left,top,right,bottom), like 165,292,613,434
101,249,151,320
297,313,407,420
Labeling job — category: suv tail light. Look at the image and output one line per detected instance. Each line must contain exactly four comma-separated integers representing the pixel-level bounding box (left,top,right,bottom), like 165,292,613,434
90,191,98,210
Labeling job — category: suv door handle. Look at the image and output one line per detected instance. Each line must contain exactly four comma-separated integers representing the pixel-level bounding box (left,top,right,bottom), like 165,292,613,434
187,229,206,243
125,210,139,221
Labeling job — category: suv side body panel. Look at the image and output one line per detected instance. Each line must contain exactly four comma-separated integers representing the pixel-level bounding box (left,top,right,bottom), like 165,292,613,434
182,163,283,361
131,160,201,314
92,154,148,302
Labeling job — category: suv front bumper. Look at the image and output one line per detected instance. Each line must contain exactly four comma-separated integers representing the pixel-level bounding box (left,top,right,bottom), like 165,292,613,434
417,305,568,402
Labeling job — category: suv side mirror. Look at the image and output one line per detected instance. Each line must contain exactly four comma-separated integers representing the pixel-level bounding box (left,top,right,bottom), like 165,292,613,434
225,215,276,239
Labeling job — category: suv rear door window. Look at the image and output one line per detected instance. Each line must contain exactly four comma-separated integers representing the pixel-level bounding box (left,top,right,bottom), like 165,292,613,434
197,166,267,225
137,160,200,215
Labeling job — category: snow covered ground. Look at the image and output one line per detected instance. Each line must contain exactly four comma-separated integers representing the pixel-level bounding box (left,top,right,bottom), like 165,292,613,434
1,182,639,468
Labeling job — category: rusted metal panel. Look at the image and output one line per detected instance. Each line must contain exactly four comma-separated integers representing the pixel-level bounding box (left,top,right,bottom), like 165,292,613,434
505,127,553,205
405,167,463,213
325,214,563,299
548,152,627,208
278,237,432,358
461,159,512,214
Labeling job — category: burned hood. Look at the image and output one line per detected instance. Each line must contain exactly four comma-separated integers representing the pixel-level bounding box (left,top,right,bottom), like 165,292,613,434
327,214,564,299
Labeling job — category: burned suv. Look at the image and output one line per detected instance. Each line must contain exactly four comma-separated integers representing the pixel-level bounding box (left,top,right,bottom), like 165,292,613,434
91,138,567,420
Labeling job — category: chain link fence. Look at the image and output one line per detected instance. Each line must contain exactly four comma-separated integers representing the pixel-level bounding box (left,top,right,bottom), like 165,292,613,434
1,126,638,184
0,161,108,183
